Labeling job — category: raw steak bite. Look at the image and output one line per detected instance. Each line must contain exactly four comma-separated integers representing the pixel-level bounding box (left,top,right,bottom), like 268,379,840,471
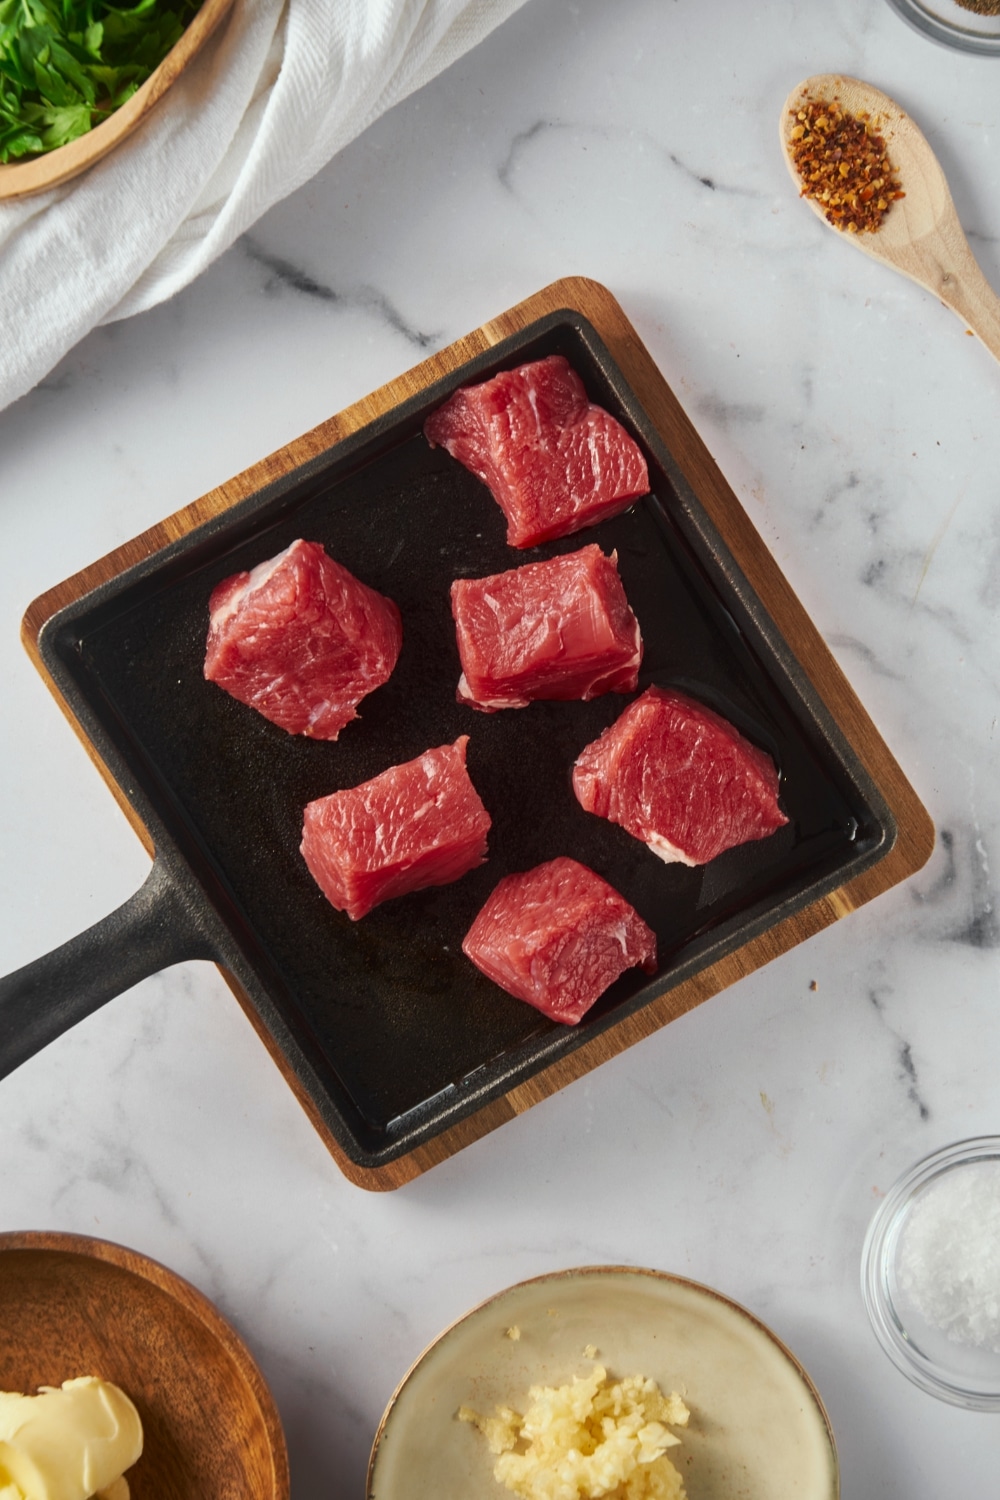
463,857,656,1024
300,737,491,920
451,544,642,711
572,686,789,866
424,354,650,548
204,538,402,739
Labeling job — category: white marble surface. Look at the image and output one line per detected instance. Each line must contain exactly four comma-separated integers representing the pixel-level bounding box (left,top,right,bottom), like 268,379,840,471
2,0,1000,1494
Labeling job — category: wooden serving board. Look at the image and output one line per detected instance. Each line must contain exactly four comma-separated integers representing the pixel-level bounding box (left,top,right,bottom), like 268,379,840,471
22,278,934,1189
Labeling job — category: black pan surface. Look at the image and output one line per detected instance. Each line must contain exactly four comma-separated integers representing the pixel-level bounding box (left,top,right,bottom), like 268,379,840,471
40,312,893,1165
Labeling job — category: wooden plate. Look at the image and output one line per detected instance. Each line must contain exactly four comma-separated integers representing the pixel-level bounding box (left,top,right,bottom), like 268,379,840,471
0,0,236,200
368,1265,839,1500
0,1231,289,1500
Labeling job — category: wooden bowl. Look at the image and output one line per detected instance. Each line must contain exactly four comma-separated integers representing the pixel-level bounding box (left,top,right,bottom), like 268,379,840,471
0,0,235,201
0,1231,289,1500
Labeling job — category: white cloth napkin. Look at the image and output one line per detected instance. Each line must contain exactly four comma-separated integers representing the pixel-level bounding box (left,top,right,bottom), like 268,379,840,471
0,0,526,414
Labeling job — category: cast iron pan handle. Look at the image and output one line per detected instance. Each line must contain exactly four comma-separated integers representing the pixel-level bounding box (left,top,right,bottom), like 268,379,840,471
0,856,219,1082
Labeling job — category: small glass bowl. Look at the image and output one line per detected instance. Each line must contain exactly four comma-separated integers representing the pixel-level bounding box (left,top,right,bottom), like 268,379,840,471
862,1136,1000,1409
884,0,1000,55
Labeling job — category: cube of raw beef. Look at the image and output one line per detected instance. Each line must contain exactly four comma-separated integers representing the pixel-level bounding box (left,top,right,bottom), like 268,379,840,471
424,354,650,548
451,545,642,711
463,857,656,1024
204,538,402,739
572,686,789,866
467,864,659,1026
300,737,491,920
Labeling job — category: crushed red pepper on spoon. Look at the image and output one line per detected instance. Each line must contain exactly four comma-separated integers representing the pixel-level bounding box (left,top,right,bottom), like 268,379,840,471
788,98,905,233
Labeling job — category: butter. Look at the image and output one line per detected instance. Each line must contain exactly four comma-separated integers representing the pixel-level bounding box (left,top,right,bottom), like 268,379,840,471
0,1378,142,1500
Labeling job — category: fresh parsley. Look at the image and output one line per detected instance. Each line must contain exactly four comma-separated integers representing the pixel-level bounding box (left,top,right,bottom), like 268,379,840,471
0,0,200,162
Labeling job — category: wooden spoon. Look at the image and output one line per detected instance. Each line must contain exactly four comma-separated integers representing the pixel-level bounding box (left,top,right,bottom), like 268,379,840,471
780,73,1000,366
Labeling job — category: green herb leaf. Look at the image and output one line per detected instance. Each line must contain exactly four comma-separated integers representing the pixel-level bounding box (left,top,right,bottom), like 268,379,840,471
40,97,92,146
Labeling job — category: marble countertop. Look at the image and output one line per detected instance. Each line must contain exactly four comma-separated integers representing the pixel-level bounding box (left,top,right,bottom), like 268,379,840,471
2,0,999,1494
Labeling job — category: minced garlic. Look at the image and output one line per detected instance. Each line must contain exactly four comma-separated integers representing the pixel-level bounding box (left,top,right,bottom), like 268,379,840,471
459,1364,689,1500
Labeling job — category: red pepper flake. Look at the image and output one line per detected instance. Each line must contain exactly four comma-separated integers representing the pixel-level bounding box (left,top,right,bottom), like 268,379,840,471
788,98,905,234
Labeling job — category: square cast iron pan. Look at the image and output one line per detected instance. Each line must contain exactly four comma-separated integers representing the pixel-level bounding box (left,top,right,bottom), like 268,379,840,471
1,283,932,1186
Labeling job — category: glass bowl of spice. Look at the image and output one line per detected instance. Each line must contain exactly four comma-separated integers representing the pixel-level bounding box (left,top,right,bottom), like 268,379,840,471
862,1136,1000,1409
883,0,1000,55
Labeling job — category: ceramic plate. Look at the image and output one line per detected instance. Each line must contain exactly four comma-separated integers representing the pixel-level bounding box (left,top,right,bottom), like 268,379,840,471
0,1231,289,1500
368,1266,839,1500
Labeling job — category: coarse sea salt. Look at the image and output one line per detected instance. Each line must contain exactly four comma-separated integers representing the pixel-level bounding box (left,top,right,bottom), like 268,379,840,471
897,1160,1000,1352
